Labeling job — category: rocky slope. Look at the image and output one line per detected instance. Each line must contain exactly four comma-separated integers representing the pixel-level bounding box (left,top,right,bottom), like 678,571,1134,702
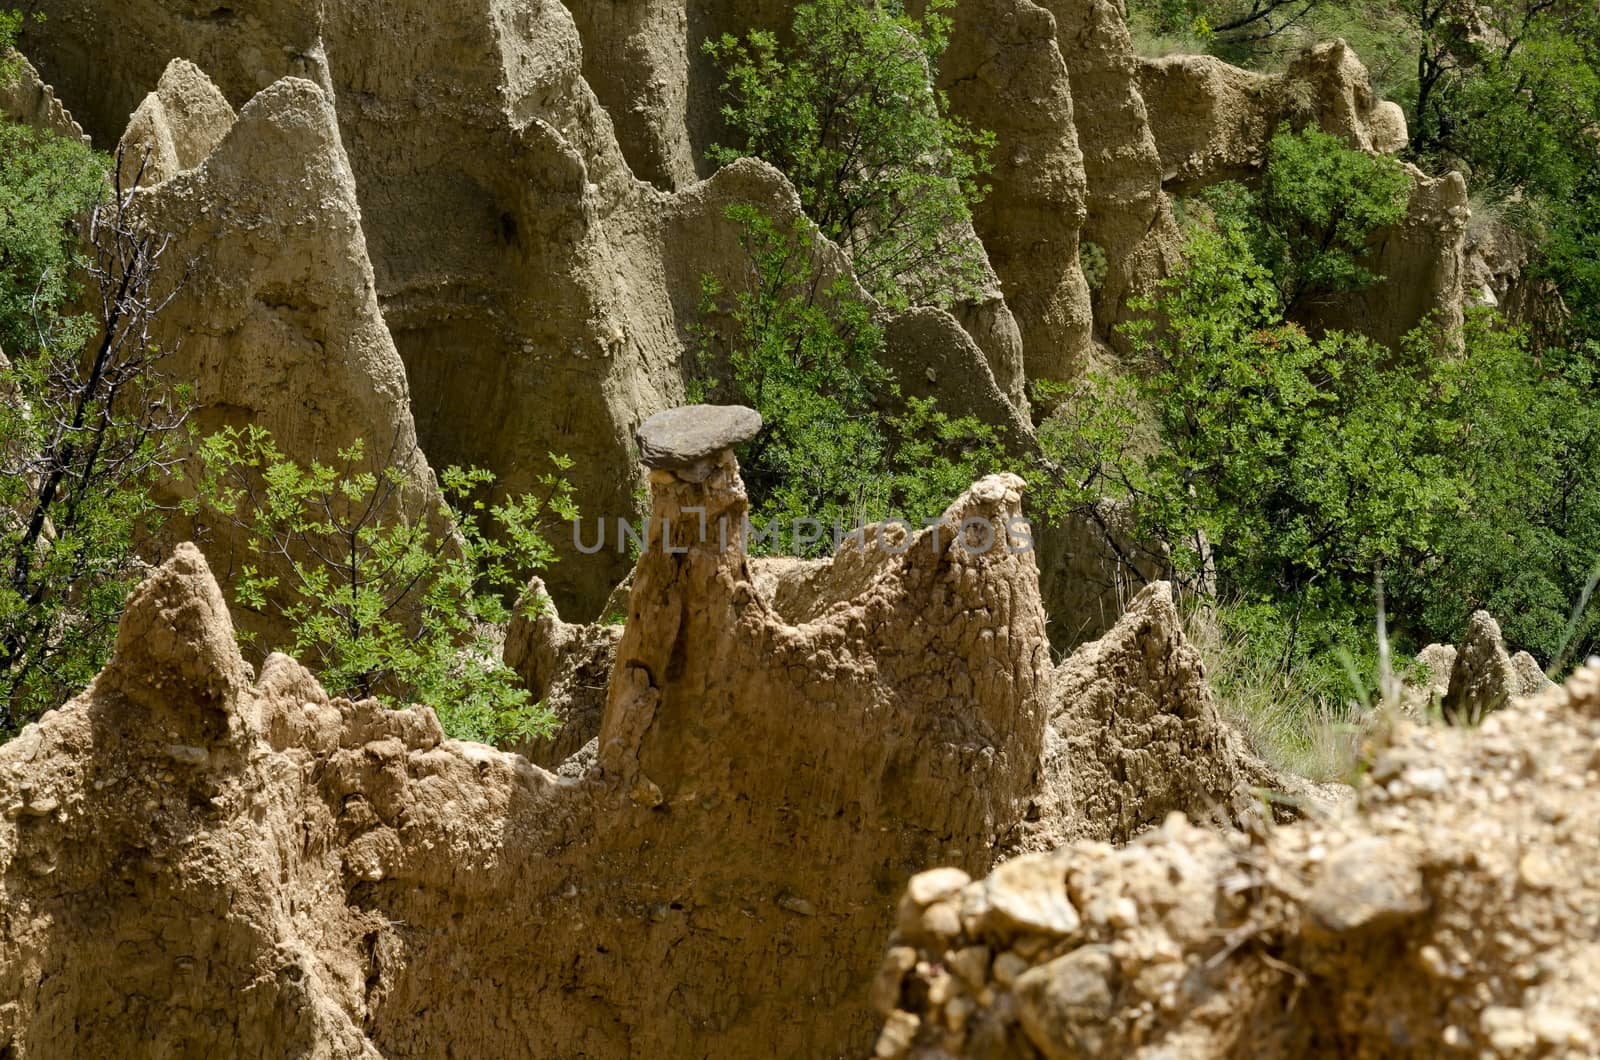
875,663,1600,1057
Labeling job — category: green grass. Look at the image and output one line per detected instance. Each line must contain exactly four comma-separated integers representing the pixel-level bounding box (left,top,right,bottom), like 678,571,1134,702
1185,605,1370,781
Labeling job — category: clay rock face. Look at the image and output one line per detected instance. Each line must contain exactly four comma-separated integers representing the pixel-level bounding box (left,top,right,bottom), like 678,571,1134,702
1465,218,1571,342
20,0,1035,617
320,0,1024,610
502,576,622,768
1138,39,1405,189
118,58,236,187
575,0,1035,402
1041,0,1182,340
1023,582,1276,850
125,73,422,470
1406,621,1548,717
1138,52,1279,188
881,308,1037,444
563,0,698,190
939,0,1095,385
0,545,382,1059
675,159,1033,427
1510,651,1553,696
99,543,254,733
1284,39,1407,154
314,0,671,616
19,0,680,614
566,0,792,191
875,664,1600,1058
16,0,328,145
592,460,1057,1048
1406,641,1458,712
1308,166,1469,350
0,456,1058,1057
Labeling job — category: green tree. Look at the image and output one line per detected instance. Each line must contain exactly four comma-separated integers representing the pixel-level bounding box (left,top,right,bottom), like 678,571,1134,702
693,205,1005,555
1415,0,1600,349
705,0,995,310
1203,125,1410,313
1391,316,1600,664
0,121,108,355
0,123,194,734
193,427,575,745
1038,189,1466,673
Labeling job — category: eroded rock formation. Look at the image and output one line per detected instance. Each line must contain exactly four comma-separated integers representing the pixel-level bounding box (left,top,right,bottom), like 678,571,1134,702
20,0,1045,615
120,68,421,471
1138,39,1467,347
0,3,1576,1055
1041,0,1181,340
1139,40,1407,190
938,0,1095,384
1023,582,1285,851
1465,217,1570,348
0,50,85,139
113,71,438,652
1406,612,1551,718
0,415,1298,1056
0,452,1053,1055
502,576,622,768
118,58,235,187
1441,609,1521,724
12,0,1468,639
875,663,1600,1058
564,0,698,190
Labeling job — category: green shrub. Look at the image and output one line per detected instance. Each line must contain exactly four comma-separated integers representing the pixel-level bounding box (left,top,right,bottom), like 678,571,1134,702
693,205,1005,555
0,8,103,352
0,10,23,82
0,124,193,736
705,0,994,311
1079,241,1109,291
1203,124,1410,313
1038,176,1469,680
193,427,575,745
0,118,108,354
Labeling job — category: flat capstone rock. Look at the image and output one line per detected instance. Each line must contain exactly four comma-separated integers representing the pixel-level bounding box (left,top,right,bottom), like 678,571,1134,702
637,405,762,470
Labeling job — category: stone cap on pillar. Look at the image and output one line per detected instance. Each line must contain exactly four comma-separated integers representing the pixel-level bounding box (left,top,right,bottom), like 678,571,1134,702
636,404,762,482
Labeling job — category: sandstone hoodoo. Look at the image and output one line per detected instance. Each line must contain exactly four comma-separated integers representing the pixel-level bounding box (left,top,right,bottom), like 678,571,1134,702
1,0,1596,1055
